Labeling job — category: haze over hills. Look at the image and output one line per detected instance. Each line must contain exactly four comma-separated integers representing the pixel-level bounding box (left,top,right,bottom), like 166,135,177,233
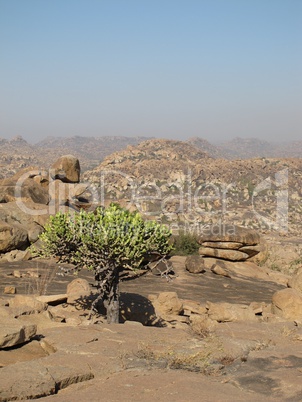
35,135,154,168
0,134,301,181
187,137,302,159
0,135,153,178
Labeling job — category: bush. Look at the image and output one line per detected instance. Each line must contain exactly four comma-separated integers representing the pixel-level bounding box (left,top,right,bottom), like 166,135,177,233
171,231,200,256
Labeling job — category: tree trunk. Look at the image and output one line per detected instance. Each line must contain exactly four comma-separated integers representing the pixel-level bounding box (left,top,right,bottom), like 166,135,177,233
104,266,120,324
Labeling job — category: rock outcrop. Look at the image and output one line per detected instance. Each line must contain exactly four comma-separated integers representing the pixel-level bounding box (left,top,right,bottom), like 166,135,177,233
288,270,302,293
198,225,261,262
51,155,80,183
0,155,93,260
0,306,37,349
271,288,302,321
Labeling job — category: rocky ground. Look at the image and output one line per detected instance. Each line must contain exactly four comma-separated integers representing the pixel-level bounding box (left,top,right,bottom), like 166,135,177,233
1,256,302,401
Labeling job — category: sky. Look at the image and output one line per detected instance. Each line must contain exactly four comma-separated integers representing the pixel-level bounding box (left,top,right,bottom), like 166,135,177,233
0,0,301,144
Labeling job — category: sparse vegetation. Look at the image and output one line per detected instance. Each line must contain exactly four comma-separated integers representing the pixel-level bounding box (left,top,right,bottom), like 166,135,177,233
170,231,200,256
25,264,59,296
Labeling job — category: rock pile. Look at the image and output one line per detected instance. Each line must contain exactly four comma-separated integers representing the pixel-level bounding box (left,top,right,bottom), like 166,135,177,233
0,155,93,262
198,224,261,262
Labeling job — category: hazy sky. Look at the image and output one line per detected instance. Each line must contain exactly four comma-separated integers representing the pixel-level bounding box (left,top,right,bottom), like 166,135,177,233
0,0,301,143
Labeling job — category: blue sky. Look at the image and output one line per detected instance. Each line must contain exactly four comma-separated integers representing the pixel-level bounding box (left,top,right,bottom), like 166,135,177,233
0,0,301,143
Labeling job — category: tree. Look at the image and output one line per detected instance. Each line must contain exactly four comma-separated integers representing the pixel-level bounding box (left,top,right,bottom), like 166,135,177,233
34,204,173,323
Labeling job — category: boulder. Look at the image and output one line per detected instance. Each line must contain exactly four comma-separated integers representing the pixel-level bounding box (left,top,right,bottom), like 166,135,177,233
27,222,44,243
152,292,183,317
0,201,49,229
182,299,206,315
36,294,68,305
48,305,84,324
272,288,302,321
197,225,261,262
189,314,217,334
198,225,260,246
239,245,262,257
51,155,80,183
185,255,206,274
0,169,49,205
4,286,16,294
288,271,302,293
48,180,73,206
202,241,243,250
67,278,91,304
0,201,49,252
0,220,29,253
199,247,249,261
0,317,37,348
211,263,231,277
9,295,48,316
206,301,258,322
0,249,31,262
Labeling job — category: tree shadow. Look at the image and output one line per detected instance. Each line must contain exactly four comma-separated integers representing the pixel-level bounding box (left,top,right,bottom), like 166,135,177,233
71,291,165,326
119,292,165,326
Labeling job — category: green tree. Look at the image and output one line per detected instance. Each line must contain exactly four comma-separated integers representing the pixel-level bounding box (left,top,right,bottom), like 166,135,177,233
35,204,173,323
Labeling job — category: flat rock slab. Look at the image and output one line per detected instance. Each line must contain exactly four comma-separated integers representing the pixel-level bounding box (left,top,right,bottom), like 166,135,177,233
38,369,273,402
0,354,94,401
0,318,36,349
0,320,302,401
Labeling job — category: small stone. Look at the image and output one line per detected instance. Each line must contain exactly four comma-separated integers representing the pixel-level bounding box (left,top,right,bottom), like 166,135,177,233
185,255,206,274
4,286,16,294
211,265,231,278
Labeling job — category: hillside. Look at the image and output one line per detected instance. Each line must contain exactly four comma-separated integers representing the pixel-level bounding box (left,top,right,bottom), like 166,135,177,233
83,139,302,236
0,135,152,179
35,135,154,170
1,134,301,180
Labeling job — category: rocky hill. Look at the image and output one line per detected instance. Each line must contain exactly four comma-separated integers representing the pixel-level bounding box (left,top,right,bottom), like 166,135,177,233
0,135,153,179
83,139,302,237
1,135,301,180
186,137,226,159
0,136,41,179
35,135,154,171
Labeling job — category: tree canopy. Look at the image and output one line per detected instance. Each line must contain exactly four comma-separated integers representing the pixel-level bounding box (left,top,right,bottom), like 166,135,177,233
34,203,173,322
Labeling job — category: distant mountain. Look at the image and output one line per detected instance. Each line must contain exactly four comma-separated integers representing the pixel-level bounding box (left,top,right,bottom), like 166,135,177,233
35,135,154,171
187,137,302,159
0,136,40,179
0,135,153,178
186,137,225,159
0,134,301,180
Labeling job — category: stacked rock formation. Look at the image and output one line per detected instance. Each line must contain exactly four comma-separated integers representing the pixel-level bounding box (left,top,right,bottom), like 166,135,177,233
198,225,261,262
0,155,93,262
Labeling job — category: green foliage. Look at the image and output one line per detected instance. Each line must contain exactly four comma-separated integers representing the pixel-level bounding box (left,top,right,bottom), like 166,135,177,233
171,231,200,256
35,203,173,273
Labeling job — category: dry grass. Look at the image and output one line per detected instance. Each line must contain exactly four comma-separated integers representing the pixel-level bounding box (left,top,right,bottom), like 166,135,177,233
25,262,59,295
134,336,227,374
